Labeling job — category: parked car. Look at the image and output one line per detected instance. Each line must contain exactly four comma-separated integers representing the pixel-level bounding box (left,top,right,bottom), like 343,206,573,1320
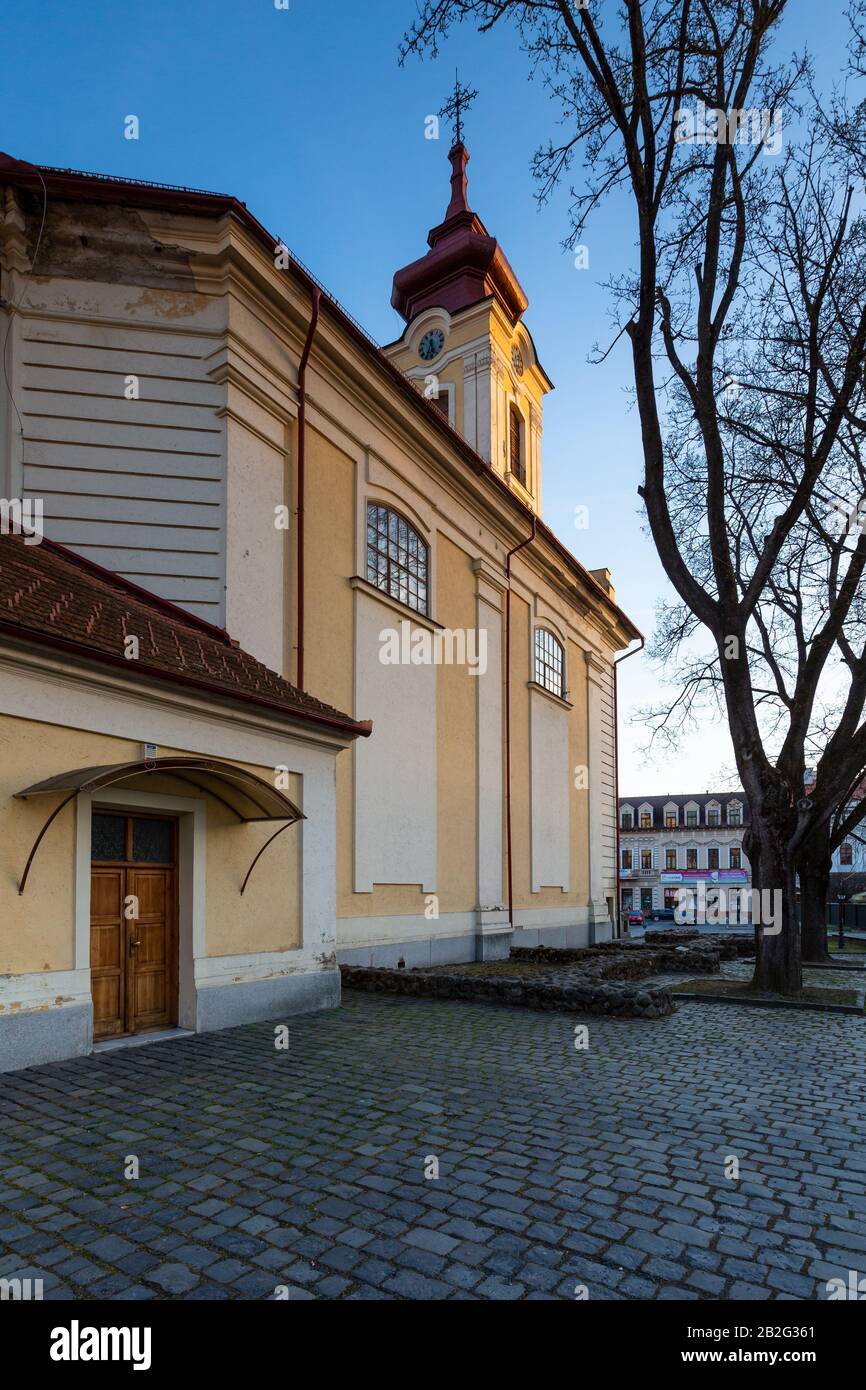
626,910,644,927
645,907,676,922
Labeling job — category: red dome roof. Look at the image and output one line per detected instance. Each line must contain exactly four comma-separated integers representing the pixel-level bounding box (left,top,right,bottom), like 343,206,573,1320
391,143,528,325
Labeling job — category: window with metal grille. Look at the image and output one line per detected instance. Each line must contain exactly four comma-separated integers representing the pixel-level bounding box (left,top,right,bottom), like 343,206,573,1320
621,812,633,829
641,849,653,870
366,503,428,615
707,808,720,827
666,848,677,870
534,628,564,697
509,404,526,486
728,804,742,825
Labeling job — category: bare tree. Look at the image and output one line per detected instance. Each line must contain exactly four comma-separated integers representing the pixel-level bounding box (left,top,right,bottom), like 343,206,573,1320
402,0,866,993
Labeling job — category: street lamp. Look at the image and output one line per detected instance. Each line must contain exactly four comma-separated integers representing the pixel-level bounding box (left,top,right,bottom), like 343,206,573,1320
838,894,848,952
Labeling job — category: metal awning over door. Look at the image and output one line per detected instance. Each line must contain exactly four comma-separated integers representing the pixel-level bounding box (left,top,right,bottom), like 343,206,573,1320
14,757,304,895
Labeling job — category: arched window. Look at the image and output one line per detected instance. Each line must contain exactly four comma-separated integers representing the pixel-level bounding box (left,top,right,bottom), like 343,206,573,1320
509,404,526,486
366,503,428,615
535,628,565,697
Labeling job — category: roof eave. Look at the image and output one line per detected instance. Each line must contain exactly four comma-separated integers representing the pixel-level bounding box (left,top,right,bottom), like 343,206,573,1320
0,621,371,742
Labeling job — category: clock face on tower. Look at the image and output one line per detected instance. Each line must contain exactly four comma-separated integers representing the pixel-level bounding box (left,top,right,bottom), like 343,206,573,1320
419,329,445,362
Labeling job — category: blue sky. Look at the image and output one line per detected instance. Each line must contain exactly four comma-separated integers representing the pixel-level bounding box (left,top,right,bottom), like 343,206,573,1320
0,0,852,793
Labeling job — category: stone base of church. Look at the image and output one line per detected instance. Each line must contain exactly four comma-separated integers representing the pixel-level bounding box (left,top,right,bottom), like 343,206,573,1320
337,904,615,969
474,908,512,961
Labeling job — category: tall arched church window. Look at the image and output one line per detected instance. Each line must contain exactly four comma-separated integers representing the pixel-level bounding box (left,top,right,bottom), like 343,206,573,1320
534,628,565,698
366,503,429,616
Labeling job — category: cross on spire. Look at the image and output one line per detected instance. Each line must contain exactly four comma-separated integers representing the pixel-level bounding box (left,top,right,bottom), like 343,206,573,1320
438,70,478,148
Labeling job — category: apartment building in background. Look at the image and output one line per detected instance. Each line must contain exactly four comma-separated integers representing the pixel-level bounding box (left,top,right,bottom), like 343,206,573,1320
618,792,752,918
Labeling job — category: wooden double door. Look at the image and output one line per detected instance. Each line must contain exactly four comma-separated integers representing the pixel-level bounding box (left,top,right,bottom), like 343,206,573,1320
90,812,178,1040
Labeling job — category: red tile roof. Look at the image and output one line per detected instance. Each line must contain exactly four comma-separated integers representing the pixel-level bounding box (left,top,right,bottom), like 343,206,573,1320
0,529,370,739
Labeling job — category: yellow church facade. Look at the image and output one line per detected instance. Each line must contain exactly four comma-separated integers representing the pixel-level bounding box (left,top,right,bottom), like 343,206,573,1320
0,140,638,1066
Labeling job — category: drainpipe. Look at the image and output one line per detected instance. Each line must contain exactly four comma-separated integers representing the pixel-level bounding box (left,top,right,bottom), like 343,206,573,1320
613,636,645,937
295,288,321,691
504,515,537,933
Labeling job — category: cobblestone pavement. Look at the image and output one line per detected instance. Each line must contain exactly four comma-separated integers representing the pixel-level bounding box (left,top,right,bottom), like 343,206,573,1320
1,991,865,1301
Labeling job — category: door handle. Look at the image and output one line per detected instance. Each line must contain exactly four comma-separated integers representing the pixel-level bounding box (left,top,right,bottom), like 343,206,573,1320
128,938,141,957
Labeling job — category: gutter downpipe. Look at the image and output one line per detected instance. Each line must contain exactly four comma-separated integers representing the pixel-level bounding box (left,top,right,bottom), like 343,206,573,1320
295,288,321,692
613,636,645,938
504,515,537,934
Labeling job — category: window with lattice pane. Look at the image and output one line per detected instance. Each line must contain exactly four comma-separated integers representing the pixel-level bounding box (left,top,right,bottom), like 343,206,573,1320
366,503,428,616
534,628,565,697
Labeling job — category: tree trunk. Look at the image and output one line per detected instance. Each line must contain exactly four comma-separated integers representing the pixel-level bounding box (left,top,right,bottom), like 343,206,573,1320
751,843,802,995
799,834,832,963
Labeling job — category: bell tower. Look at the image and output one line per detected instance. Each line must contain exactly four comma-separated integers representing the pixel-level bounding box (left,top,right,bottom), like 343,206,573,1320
383,84,552,512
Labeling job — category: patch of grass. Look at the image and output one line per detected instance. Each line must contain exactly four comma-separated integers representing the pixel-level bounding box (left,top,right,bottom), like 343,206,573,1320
669,977,862,1007
829,938,866,953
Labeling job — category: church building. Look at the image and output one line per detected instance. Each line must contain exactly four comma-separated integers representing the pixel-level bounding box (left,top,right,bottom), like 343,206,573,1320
0,131,639,1068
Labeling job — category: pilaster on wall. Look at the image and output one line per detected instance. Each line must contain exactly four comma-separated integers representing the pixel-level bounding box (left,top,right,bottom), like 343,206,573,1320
209,329,296,671
529,404,543,513
585,649,614,924
463,349,493,462
472,558,505,911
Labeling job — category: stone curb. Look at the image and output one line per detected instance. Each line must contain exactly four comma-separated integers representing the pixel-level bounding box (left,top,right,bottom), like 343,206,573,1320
672,991,864,1016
